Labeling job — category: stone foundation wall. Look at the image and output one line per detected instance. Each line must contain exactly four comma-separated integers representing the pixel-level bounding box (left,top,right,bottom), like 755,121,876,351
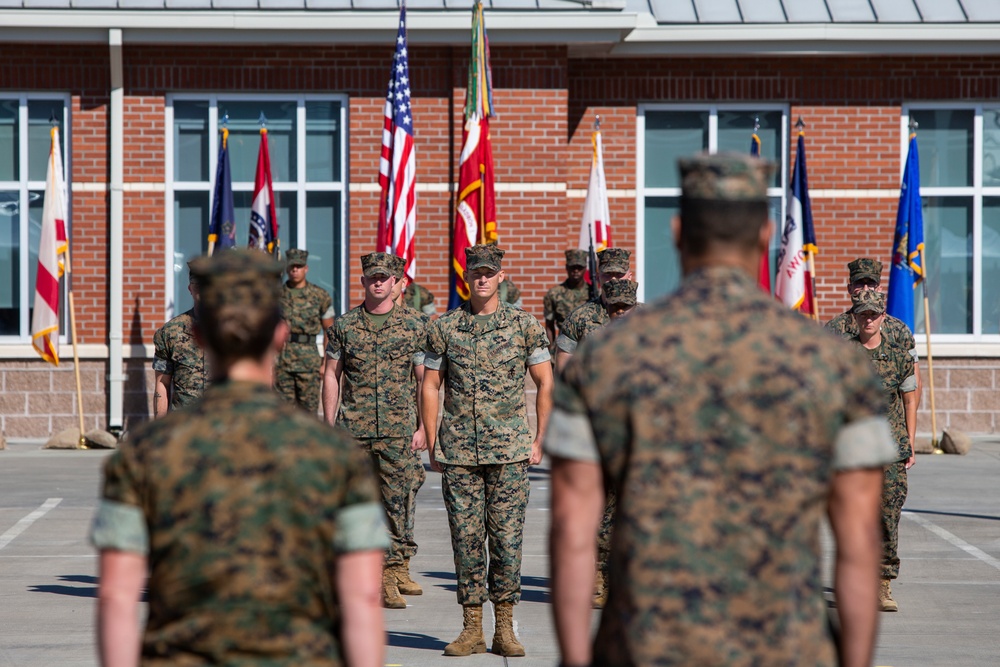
2,357,997,440
917,359,1000,435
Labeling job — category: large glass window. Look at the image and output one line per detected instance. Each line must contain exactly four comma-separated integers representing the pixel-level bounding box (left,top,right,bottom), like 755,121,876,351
0,96,69,341
167,96,347,316
907,106,1000,339
638,106,786,301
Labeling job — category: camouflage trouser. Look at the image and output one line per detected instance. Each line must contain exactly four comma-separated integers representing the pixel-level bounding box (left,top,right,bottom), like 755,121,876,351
275,367,321,414
361,437,424,567
881,461,908,580
596,490,617,578
441,461,529,605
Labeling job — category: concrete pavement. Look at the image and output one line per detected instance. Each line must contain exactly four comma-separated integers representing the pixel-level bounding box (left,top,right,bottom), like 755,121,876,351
2,439,999,666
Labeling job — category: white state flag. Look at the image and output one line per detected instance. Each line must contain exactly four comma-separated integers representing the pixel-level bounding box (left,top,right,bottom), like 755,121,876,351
578,129,611,251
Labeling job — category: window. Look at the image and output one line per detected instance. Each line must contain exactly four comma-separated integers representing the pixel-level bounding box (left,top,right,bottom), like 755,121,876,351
166,96,347,316
637,106,787,302
0,96,70,341
905,106,1000,339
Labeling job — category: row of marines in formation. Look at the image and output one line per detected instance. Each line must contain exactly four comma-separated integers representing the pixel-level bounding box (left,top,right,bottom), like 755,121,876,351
94,152,915,667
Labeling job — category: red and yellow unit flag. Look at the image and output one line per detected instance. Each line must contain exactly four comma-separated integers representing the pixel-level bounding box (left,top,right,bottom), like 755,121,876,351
31,127,69,365
449,0,496,309
377,1,417,280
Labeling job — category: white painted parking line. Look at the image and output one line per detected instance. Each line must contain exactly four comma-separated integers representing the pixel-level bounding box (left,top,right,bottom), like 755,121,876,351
0,498,63,551
904,511,1000,572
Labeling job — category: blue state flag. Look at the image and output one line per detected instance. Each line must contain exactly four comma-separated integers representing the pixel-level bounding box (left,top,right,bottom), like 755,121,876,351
886,133,925,330
208,128,236,254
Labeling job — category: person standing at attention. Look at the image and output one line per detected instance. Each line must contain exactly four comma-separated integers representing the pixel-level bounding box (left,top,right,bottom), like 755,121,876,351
276,248,335,413
93,249,387,667
421,244,553,658
324,252,429,609
849,288,917,613
547,153,896,667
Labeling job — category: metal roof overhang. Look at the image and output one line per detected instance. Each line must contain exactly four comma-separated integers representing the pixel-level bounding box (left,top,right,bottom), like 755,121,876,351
0,9,634,45
614,23,1000,56
0,10,998,55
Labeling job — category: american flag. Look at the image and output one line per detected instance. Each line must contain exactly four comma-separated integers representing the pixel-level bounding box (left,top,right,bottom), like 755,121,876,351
377,3,416,280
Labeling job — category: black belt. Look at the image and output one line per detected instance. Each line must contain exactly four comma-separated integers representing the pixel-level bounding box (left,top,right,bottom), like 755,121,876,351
288,333,316,344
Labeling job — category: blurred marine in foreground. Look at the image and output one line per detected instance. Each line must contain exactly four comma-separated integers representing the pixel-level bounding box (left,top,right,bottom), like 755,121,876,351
92,249,387,667
546,152,897,667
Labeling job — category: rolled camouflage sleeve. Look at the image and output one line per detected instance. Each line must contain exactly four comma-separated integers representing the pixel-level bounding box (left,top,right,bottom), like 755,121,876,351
325,321,345,361
423,319,446,371
152,326,173,374
90,447,150,554
523,315,551,365
321,292,335,321
544,356,600,463
832,353,898,471
543,293,555,322
333,440,390,554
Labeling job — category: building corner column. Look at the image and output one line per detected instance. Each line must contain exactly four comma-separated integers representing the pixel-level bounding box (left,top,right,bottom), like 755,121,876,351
108,28,125,429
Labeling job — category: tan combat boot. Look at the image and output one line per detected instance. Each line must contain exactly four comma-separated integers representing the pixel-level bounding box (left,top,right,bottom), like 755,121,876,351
382,567,406,609
444,605,486,656
491,602,526,657
593,570,607,609
396,559,423,596
879,579,898,612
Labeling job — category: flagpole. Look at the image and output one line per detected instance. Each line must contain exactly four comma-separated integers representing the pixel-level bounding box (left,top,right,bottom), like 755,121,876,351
479,163,486,244
919,245,941,453
61,231,86,450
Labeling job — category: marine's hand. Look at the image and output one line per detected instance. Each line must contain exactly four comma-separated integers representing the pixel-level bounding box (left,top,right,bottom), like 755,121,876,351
410,429,427,452
429,455,443,473
529,439,543,466
905,453,916,470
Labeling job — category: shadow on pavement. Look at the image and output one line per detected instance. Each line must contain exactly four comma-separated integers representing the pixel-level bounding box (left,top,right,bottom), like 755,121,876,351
905,508,1000,522
28,575,148,601
387,631,448,651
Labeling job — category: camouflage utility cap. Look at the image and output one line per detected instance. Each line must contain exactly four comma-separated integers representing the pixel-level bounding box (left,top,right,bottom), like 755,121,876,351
189,249,283,311
603,279,638,306
848,257,883,284
187,259,201,285
285,248,308,267
852,289,886,314
388,254,406,280
466,244,504,272
679,152,774,202
598,247,630,274
565,249,588,268
361,252,395,278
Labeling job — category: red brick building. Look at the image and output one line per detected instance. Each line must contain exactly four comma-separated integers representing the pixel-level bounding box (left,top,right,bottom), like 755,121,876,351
1,1,999,439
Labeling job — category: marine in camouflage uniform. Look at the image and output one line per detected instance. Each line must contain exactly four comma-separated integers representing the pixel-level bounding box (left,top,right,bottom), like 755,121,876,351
422,244,553,657
276,249,335,414
92,249,388,667
324,252,428,609
555,247,633,363
404,281,437,316
152,267,208,416
825,257,917,355
554,247,634,607
546,153,897,667
849,289,918,612
543,249,590,352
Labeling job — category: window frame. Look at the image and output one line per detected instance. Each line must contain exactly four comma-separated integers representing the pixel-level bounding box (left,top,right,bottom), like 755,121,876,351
0,93,72,345
902,103,1000,344
164,93,350,318
635,103,789,303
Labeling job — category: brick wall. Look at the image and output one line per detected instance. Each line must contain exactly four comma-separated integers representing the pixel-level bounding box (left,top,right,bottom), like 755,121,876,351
3,44,1000,437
